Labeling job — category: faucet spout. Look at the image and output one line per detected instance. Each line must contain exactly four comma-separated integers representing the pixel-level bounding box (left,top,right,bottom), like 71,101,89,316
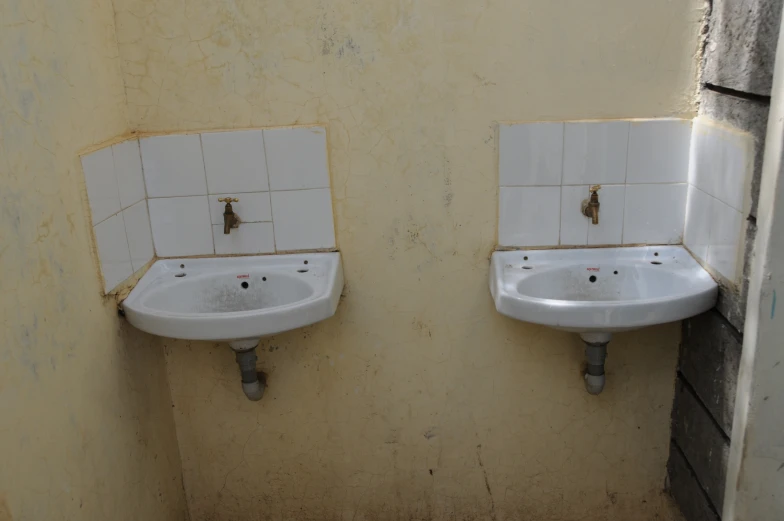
588,205,599,225
581,185,601,225
218,197,240,234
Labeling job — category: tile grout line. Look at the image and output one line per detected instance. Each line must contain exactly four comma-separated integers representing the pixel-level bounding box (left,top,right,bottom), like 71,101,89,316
117,207,134,281
144,186,330,200
620,122,633,244
134,138,156,267
500,181,688,188
261,130,279,254
197,133,216,255
558,123,566,245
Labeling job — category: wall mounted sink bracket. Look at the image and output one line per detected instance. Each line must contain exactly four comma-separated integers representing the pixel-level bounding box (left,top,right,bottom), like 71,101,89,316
489,246,717,394
122,253,343,400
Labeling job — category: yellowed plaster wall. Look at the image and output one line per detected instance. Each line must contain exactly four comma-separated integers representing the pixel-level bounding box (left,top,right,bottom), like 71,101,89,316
113,0,704,519
0,1,187,520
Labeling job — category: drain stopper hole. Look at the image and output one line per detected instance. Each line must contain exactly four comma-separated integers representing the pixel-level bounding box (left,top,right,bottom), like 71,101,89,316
522,266,533,270
241,281,249,289
297,269,309,273
651,261,662,265
174,273,186,278
589,275,597,283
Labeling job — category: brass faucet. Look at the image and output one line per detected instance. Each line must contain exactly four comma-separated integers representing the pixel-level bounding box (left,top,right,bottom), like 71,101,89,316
218,197,240,234
582,185,601,225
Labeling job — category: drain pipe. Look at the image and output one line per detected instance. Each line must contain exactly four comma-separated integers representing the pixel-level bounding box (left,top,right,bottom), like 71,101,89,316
580,333,611,395
230,341,265,401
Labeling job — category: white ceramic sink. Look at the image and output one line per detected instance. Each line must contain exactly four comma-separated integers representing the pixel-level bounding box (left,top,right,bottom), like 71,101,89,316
123,253,343,345
490,246,717,334
490,246,717,395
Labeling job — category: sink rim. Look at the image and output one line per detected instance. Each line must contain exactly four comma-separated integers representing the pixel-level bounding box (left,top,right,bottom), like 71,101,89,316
122,252,343,342
128,269,319,318
490,245,718,332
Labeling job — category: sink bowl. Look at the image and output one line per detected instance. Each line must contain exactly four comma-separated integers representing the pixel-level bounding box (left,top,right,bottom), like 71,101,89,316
123,253,343,344
489,246,717,395
490,246,717,334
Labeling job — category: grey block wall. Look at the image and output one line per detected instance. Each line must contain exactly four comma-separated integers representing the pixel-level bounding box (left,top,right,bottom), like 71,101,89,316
703,0,782,96
667,0,781,518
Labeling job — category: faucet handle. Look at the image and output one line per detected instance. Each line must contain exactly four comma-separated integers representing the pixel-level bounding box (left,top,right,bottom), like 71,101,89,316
589,185,601,194
218,197,239,203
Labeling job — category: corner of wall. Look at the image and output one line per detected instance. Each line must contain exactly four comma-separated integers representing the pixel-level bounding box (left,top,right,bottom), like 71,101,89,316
668,1,780,519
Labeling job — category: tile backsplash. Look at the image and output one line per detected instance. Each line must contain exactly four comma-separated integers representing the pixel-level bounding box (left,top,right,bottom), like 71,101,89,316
82,126,336,294
498,118,692,248
84,118,748,295
684,118,753,284
497,116,752,288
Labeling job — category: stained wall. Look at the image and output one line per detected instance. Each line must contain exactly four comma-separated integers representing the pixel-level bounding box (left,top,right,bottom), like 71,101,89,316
0,1,187,519
112,0,705,519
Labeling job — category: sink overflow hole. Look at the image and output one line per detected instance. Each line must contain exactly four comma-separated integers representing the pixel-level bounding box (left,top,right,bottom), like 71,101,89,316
241,281,249,289
523,256,529,261
180,264,185,268
613,270,618,275
174,273,186,278
654,252,659,256
298,269,309,273
262,277,267,281
589,275,597,283
651,261,662,265
304,260,309,265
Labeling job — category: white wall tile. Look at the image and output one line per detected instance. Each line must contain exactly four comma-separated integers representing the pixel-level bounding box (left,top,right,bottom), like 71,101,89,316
587,185,625,245
684,185,712,262
626,119,691,184
213,223,275,255
707,198,743,282
562,121,629,185
122,200,154,272
559,185,588,245
270,189,336,251
622,184,687,244
264,127,330,191
689,118,753,211
148,196,214,256
498,186,561,246
94,213,132,293
82,147,121,225
499,123,564,186
201,130,269,194
208,192,272,225
112,139,146,209
141,135,207,197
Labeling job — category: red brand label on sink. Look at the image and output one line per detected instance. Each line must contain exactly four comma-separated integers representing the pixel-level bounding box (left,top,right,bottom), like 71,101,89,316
587,267,600,272
236,274,250,279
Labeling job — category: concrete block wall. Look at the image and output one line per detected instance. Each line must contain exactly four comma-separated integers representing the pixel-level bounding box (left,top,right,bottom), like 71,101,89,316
667,0,782,518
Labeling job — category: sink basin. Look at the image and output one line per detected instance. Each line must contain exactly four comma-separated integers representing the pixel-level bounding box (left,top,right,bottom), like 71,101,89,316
490,246,717,333
489,246,717,395
123,253,343,344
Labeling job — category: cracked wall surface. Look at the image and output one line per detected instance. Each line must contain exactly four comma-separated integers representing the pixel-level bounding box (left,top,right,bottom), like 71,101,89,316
112,0,705,519
0,1,187,520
